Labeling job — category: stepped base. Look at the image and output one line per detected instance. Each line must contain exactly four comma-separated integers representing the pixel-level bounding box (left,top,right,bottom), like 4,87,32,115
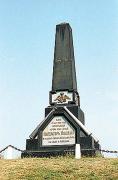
21,148,100,158
21,136,101,158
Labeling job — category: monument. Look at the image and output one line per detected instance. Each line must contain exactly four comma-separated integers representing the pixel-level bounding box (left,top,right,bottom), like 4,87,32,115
22,23,101,157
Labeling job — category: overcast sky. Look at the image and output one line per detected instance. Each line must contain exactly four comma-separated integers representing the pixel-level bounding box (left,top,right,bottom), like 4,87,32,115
0,0,118,157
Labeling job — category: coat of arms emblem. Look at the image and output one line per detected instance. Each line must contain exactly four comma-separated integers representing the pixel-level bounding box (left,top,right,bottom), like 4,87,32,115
54,92,71,103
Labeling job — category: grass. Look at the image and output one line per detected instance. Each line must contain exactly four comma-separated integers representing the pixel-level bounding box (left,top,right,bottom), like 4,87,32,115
0,156,118,180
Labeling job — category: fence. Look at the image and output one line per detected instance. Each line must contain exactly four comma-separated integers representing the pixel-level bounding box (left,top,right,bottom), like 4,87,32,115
0,145,118,159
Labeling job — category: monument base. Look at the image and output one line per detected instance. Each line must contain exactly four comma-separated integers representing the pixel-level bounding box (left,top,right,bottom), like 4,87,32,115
21,148,100,158
21,136,101,158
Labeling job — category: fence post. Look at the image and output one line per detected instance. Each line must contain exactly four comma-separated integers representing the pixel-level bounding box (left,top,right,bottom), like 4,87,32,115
75,144,81,159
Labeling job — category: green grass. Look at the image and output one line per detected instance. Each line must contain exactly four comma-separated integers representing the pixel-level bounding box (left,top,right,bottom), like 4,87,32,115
0,157,118,180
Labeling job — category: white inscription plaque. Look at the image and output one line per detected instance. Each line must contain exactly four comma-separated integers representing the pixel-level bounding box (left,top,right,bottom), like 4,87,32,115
42,116,75,146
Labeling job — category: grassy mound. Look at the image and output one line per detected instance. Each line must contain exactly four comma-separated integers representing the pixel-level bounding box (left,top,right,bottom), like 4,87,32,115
0,157,118,179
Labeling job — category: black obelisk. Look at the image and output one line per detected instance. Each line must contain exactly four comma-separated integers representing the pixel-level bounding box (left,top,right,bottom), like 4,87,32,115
52,23,77,91
22,23,101,158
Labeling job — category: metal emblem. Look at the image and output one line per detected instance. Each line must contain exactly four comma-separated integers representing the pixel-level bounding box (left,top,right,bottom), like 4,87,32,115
54,92,71,103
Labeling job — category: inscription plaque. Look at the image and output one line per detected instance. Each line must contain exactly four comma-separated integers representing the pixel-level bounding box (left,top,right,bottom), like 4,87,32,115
42,116,75,146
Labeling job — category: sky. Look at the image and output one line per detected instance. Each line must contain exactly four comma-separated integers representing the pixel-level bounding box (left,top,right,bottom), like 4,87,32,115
0,0,118,157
